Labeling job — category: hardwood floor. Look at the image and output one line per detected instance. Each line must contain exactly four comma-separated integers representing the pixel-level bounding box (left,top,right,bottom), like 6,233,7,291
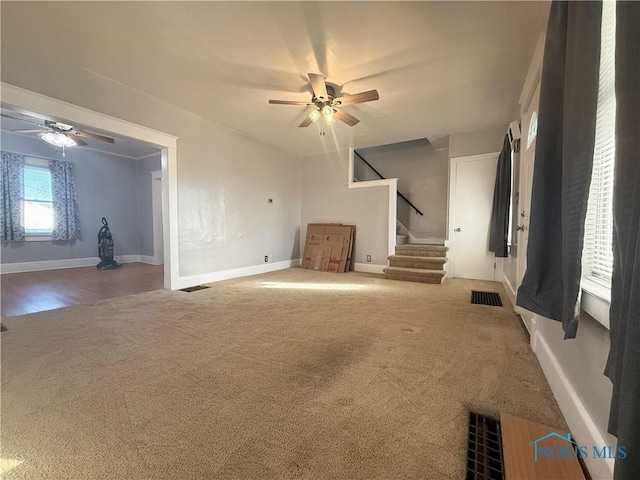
1,263,164,317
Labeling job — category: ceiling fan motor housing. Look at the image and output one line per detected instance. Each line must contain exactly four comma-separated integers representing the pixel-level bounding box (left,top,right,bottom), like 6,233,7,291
313,84,338,109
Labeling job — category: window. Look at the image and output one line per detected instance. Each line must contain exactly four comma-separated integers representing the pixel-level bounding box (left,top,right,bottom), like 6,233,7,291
583,0,616,289
527,111,538,150
24,159,54,236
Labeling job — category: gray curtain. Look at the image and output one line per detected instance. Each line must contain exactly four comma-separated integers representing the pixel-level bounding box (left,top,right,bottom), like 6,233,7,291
516,1,602,339
605,2,640,478
489,134,512,258
50,159,82,240
0,151,25,241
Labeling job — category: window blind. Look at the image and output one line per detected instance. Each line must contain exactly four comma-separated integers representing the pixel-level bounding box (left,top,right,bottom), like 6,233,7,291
583,0,616,287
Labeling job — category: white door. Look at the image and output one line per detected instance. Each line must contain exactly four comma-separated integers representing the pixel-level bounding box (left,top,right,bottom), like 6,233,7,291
516,82,540,287
450,153,499,281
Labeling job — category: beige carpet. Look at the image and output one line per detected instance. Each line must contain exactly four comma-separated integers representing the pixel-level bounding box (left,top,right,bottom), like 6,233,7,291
1,268,566,479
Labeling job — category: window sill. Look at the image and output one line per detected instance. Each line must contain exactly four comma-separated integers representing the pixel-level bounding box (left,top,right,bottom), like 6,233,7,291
25,235,53,242
581,277,611,330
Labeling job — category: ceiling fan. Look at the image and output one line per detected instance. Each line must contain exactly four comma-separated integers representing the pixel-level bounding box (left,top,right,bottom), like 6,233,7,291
1,113,115,151
269,73,379,128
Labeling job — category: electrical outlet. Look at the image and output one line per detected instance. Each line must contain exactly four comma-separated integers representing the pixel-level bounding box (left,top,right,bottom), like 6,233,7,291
264,255,269,263
366,255,372,263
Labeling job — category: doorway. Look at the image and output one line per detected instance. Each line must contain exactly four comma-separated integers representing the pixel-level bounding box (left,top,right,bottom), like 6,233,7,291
449,152,501,281
151,170,164,265
1,84,178,289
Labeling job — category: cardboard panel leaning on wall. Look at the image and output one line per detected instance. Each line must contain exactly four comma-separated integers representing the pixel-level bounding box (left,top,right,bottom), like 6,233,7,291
301,224,355,273
0,131,141,264
300,149,388,266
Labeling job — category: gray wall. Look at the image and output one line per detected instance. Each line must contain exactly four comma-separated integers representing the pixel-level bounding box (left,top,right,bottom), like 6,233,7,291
357,139,449,240
300,149,389,266
136,154,161,257
1,132,158,263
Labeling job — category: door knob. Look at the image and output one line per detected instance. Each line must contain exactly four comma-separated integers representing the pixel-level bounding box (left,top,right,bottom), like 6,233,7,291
516,225,525,231
454,228,462,232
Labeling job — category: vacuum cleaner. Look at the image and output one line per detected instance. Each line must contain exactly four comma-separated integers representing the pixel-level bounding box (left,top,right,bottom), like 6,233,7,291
96,217,121,270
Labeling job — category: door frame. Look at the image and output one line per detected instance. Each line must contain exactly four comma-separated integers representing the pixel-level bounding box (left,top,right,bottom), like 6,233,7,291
515,82,541,289
448,152,502,280
508,32,545,327
1,83,179,289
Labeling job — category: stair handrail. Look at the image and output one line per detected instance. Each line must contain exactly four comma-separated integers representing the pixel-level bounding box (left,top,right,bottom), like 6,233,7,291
354,150,424,216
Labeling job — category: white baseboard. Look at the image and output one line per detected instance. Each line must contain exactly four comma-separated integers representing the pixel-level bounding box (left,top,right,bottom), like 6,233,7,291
354,263,386,274
139,254,163,266
0,254,145,274
534,332,614,479
174,259,301,290
502,273,517,308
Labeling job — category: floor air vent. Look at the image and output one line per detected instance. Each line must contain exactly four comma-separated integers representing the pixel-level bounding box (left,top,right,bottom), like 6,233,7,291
471,291,503,307
180,285,211,293
467,412,504,480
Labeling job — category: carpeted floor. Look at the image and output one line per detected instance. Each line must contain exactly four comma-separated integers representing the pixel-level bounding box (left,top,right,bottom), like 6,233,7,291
1,268,566,479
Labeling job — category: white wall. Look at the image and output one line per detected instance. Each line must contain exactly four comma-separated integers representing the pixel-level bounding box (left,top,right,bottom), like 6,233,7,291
300,149,389,266
2,69,301,279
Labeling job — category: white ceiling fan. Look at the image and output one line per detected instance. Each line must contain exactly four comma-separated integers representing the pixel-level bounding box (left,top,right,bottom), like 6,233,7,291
2,113,115,156
269,73,379,128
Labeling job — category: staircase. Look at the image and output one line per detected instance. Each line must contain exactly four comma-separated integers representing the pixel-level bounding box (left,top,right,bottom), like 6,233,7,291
384,243,448,284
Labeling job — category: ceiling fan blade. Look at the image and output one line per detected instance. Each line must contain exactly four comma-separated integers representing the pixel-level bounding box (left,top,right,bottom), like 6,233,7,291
10,129,45,134
308,73,328,100
74,130,115,144
334,109,360,127
67,134,88,146
1,113,45,128
269,99,314,106
333,89,379,107
298,116,313,128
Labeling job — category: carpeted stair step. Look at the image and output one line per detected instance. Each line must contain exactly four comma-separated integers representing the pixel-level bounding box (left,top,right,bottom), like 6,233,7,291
387,255,447,270
383,266,445,284
395,243,448,258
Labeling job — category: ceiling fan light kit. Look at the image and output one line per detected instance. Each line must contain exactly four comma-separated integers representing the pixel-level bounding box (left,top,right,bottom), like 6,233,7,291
308,109,321,124
269,73,379,130
40,131,77,147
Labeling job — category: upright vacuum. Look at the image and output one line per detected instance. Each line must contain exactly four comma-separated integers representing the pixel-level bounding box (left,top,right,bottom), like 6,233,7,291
96,217,120,270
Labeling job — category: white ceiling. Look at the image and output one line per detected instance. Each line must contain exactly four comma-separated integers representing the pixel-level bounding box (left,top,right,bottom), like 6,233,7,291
1,1,549,158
